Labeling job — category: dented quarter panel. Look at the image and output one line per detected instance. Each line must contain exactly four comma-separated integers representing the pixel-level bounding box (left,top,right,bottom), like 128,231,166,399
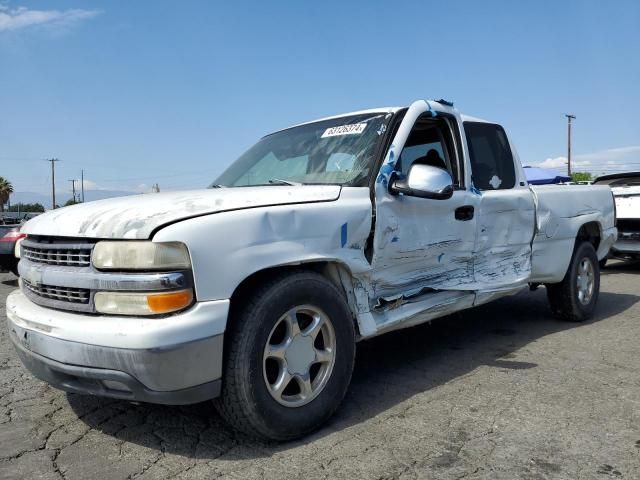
529,184,617,283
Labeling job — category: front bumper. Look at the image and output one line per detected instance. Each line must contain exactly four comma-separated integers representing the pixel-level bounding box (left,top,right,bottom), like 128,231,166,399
6,290,230,404
610,239,640,257
610,219,640,258
610,226,640,258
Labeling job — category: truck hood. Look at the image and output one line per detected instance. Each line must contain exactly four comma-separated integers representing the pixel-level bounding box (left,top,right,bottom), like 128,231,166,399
21,185,342,239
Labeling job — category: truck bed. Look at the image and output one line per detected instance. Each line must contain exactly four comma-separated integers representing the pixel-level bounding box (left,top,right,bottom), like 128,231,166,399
529,184,617,283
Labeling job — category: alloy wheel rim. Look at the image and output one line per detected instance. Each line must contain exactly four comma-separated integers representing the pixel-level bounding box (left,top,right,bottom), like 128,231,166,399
262,305,336,408
576,257,595,305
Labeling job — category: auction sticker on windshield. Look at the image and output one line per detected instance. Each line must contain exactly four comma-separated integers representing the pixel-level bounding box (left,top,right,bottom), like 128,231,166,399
321,123,367,138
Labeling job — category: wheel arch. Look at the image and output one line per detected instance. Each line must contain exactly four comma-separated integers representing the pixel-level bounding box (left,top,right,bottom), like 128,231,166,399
574,221,601,251
227,260,362,336
532,217,606,284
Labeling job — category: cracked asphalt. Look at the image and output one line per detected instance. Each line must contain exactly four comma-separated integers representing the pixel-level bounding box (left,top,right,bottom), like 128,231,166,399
1,262,639,480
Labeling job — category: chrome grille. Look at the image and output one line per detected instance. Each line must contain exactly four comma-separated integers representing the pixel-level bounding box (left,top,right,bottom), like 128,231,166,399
21,240,92,267
22,279,90,305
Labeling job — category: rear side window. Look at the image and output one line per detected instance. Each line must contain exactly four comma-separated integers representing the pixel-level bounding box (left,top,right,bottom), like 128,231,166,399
464,122,515,190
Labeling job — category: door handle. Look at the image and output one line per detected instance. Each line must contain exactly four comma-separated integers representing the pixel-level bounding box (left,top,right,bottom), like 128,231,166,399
455,205,474,221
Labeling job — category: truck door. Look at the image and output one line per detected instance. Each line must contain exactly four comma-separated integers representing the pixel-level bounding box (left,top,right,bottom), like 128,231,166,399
369,102,480,303
463,121,536,289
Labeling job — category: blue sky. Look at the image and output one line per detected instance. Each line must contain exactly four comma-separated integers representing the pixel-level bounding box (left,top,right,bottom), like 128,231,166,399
1,0,639,204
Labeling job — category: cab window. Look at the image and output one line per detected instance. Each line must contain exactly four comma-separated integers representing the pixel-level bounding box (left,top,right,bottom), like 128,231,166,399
398,115,461,187
464,122,515,190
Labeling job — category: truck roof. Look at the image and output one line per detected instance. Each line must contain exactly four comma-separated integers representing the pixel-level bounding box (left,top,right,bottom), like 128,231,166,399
275,100,493,135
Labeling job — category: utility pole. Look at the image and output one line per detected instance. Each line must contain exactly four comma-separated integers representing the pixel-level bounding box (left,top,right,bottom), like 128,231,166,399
47,158,60,209
69,179,77,203
81,169,85,202
565,114,576,177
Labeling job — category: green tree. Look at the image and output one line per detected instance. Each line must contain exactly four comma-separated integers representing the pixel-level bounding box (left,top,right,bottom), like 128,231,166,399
0,177,14,212
7,202,45,213
64,198,78,207
570,172,592,183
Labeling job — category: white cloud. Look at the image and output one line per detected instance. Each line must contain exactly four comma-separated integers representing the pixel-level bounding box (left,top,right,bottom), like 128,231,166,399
534,146,640,175
537,156,591,169
0,5,100,32
573,146,640,164
79,179,100,191
71,180,151,194
537,156,568,169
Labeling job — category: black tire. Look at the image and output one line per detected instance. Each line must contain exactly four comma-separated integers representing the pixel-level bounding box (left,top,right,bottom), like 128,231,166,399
215,271,356,441
2,258,19,276
546,242,600,322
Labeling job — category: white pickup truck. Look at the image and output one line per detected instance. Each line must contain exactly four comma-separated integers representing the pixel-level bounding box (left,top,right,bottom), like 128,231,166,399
6,100,616,440
593,172,640,264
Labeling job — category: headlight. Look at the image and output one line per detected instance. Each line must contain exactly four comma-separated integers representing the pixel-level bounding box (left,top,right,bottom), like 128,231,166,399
94,289,194,315
14,236,26,259
92,241,191,270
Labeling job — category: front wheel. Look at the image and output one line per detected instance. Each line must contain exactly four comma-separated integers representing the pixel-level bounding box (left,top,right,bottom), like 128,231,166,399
215,271,356,441
546,241,600,322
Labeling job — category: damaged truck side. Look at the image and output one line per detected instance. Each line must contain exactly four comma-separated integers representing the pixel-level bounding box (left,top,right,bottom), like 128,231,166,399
6,100,616,440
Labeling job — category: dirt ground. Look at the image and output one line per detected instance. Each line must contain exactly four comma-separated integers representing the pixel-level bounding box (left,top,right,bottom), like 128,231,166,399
1,261,639,479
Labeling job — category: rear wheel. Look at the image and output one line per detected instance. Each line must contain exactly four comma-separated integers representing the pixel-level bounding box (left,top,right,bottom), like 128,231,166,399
215,271,356,441
546,242,599,322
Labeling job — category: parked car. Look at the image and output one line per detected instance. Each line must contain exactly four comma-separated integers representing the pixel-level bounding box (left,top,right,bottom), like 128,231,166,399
0,221,25,276
593,172,640,265
6,100,616,440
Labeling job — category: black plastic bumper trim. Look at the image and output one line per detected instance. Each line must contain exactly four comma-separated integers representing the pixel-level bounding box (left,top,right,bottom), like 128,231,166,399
11,336,221,405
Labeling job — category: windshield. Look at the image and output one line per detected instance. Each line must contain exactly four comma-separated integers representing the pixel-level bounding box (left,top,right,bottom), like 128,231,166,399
214,113,391,187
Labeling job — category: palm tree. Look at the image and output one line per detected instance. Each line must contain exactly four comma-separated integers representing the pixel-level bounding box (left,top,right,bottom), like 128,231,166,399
0,177,14,212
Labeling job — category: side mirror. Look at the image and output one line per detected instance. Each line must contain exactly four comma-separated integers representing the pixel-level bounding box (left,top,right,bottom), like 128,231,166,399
390,164,454,200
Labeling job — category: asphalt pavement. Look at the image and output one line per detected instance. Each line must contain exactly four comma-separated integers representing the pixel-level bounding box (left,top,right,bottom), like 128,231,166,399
1,262,639,479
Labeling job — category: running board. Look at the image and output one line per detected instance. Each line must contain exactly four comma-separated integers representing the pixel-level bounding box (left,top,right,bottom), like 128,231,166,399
370,290,475,336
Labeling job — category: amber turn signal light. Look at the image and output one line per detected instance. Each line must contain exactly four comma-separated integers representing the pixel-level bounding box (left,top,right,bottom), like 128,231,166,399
146,289,194,314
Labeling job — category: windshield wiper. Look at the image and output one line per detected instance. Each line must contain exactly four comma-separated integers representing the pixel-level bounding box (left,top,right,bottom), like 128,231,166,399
268,178,303,186
209,184,226,188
